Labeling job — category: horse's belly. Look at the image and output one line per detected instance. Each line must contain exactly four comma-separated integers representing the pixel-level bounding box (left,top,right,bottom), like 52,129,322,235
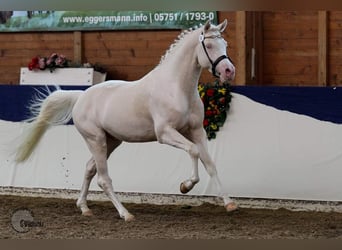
105,125,156,142
102,115,156,142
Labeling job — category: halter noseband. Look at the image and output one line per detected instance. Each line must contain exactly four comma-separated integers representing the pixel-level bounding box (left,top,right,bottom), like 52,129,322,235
199,32,232,78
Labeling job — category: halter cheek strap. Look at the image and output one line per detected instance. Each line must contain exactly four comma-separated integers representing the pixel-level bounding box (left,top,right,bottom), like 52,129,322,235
200,32,231,78
211,55,229,77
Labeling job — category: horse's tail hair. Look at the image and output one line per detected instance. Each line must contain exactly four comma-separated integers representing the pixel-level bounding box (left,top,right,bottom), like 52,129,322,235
15,87,83,163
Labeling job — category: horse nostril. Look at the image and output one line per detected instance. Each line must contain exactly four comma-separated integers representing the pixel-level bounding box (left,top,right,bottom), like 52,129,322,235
226,68,231,74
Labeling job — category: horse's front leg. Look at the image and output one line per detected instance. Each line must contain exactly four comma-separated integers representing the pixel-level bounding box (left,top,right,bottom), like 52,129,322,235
156,125,200,194
180,153,199,194
191,128,238,212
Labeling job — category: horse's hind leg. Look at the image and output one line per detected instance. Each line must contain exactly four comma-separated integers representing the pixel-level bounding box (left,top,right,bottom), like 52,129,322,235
77,136,121,216
84,132,134,221
77,157,96,216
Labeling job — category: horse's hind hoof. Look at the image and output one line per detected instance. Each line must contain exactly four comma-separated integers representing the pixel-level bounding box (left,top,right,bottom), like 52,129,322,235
180,182,190,194
225,202,238,213
82,209,94,216
124,213,135,222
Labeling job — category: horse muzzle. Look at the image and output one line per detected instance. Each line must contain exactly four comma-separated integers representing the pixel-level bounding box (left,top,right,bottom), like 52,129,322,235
216,60,235,83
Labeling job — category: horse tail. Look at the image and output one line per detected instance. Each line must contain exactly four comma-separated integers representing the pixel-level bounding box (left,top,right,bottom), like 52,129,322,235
15,87,83,163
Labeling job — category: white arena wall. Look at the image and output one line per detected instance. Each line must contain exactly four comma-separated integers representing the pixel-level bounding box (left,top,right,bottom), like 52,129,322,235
1,86,342,211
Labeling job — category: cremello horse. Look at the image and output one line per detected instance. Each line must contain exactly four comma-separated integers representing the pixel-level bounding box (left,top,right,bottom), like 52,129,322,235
15,20,236,221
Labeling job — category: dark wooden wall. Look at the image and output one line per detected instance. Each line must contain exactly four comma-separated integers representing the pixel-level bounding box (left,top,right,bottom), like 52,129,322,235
257,11,342,86
0,32,74,84
0,11,341,86
0,12,235,85
329,11,342,85
262,11,318,86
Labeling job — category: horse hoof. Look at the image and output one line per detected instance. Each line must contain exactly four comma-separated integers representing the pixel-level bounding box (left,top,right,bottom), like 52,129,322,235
124,213,135,222
225,202,238,213
180,182,190,194
82,210,94,216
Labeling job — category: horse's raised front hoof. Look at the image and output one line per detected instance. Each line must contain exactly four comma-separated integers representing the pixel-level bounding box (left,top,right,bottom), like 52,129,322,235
225,202,238,213
124,213,135,222
180,182,190,194
82,209,94,217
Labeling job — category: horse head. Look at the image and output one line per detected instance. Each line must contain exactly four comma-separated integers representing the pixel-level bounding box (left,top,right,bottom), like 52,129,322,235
197,19,235,83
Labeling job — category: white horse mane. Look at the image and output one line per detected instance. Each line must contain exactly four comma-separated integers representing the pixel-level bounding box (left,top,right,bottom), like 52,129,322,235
158,24,203,65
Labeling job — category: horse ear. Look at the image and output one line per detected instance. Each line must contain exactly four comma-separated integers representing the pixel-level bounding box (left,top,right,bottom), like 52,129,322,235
204,19,211,32
218,19,228,32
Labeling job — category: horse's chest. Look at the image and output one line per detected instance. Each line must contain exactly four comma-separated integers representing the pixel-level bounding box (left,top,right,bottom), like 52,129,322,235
151,92,202,130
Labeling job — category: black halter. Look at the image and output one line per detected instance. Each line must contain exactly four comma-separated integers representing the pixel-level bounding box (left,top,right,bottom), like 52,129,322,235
199,32,232,78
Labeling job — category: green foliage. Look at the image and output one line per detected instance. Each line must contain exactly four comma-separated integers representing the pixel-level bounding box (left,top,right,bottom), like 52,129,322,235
198,80,232,140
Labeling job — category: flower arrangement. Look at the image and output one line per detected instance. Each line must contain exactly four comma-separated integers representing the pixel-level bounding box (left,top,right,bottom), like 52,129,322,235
28,53,69,72
198,80,232,140
27,53,106,73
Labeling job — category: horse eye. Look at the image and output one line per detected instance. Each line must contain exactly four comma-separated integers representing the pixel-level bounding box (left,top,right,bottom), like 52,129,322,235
206,43,212,49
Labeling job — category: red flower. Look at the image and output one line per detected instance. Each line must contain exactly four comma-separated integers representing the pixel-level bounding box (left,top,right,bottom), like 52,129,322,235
27,53,70,72
206,89,215,97
197,81,232,140
28,62,35,70
205,110,214,116
28,56,40,70
31,56,39,64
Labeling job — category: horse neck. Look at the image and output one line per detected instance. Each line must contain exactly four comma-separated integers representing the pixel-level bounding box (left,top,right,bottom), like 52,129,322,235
155,29,202,95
